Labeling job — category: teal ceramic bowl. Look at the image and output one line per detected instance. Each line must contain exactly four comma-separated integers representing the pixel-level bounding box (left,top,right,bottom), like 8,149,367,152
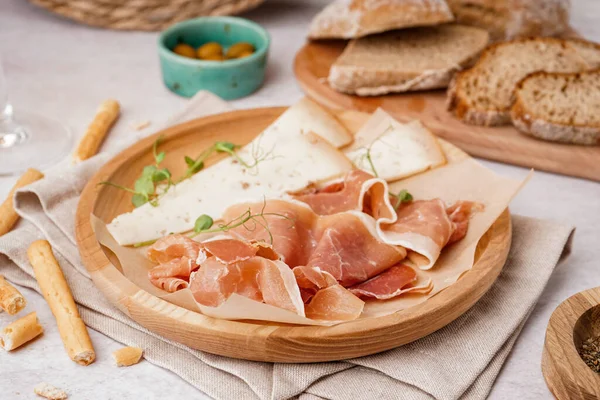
158,17,270,100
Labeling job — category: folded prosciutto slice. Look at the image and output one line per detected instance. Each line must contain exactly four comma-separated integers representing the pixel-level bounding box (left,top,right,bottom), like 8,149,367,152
294,267,364,321
188,256,305,316
378,199,481,270
292,170,394,221
223,199,318,268
349,264,432,300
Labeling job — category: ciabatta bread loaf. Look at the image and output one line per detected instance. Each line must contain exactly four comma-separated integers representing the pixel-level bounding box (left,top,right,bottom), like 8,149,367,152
446,0,570,41
309,0,454,40
511,70,600,145
328,24,490,96
447,38,599,126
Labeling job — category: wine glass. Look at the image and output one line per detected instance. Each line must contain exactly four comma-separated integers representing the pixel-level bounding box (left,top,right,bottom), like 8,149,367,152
0,56,73,175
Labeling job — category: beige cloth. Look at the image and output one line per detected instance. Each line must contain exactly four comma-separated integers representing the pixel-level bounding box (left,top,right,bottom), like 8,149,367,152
0,92,574,400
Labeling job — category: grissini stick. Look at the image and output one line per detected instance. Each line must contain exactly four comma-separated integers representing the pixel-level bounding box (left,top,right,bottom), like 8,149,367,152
0,275,26,314
27,240,95,365
73,99,120,163
0,311,43,351
0,168,44,236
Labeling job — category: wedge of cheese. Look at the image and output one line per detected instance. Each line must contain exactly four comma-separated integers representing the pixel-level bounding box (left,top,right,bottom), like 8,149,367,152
262,97,353,148
345,109,446,182
107,131,353,245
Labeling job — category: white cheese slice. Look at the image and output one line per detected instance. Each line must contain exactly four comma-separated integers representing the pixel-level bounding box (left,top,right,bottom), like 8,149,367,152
107,131,353,245
263,97,353,148
345,109,446,182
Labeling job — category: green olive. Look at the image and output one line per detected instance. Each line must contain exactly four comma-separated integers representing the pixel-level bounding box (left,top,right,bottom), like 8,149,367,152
197,42,223,59
226,42,255,59
172,43,196,59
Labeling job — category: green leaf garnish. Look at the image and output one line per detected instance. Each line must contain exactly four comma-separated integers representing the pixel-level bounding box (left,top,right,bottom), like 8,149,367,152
194,214,214,232
214,141,237,153
184,156,195,166
132,193,149,208
134,176,154,194
391,189,413,211
155,151,166,164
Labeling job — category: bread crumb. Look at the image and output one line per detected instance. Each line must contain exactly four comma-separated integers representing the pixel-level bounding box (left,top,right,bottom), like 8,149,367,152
112,346,144,367
130,121,151,131
34,383,67,400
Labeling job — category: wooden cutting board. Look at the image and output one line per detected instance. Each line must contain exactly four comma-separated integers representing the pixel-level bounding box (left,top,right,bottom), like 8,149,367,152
293,40,600,182
542,287,600,399
75,107,511,363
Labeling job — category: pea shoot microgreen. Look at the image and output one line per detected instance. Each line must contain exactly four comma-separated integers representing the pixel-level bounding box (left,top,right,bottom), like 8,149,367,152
390,189,413,211
355,124,395,178
189,200,293,245
100,136,173,208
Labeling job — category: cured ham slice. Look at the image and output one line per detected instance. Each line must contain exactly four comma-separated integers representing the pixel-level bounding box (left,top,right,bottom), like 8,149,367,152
294,267,364,321
223,200,318,268
152,277,189,293
292,170,396,221
188,256,304,316
378,199,481,270
147,234,202,264
148,257,197,292
305,285,364,321
349,264,432,300
447,201,483,244
306,212,406,286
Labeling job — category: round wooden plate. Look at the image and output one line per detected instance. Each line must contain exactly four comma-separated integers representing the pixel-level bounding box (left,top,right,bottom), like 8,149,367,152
75,107,511,363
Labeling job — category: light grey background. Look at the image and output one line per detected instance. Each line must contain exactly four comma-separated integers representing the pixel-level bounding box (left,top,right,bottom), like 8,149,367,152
1,0,599,398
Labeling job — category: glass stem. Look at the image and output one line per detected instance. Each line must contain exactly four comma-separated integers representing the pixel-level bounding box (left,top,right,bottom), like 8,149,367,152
0,102,27,148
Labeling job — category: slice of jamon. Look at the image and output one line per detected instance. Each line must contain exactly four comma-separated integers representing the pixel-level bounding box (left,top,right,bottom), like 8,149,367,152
349,264,426,300
446,201,483,244
378,199,481,269
189,256,305,316
151,277,189,293
304,285,364,321
294,267,364,321
202,238,279,264
148,257,197,290
306,212,406,287
223,200,318,268
292,170,396,221
147,234,202,264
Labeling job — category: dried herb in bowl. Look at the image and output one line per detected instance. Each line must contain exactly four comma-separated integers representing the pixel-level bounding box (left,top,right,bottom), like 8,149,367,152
579,336,600,373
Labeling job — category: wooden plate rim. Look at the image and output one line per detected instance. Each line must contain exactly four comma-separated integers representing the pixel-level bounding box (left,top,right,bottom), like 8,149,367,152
75,107,512,361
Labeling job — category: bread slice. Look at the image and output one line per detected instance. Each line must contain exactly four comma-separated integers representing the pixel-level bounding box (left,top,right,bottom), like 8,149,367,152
511,70,600,145
308,0,454,40
447,37,595,126
328,24,490,96
566,38,600,69
446,0,570,42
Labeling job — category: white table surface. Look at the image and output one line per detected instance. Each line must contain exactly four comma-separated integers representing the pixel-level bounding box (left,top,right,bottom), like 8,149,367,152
1,1,599,399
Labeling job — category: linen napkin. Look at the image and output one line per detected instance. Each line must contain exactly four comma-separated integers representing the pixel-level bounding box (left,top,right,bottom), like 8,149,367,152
0,92,574,400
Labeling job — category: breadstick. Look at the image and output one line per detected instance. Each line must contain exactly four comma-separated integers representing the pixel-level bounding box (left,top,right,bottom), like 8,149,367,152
0,311,43,351
112,346,144,367
0,275,26,315
27,240,95,365
73,99,120,163
0,168,44,236
34,383,68,400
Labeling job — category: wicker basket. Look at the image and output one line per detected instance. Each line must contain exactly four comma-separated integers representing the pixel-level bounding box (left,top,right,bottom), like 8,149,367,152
28,0,266,31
